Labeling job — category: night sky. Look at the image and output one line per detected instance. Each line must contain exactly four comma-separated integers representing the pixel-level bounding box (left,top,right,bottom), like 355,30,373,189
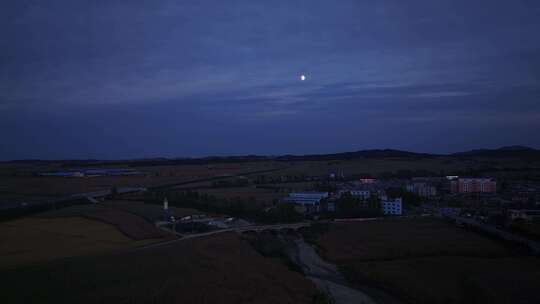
2,0,540,160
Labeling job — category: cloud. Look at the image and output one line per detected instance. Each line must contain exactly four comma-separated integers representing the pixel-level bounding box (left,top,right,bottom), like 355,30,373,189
411,91,472,98
1,0,540,158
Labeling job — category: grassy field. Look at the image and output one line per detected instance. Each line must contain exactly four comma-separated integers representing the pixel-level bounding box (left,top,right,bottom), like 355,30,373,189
0,233,318,304
0,217,165,269
311,218,540,304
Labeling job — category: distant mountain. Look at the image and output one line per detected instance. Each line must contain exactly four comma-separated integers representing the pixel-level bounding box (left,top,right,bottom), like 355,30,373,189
276,149,436,161
452,146,540,158
37,149,434,167
4,146,539,165
497,145,536,151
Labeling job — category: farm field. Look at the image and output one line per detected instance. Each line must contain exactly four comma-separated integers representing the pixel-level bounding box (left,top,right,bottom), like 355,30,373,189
317,218,512,261
2,156,537,206
261,158,476,179
260,157,540,181
0,216,165,269
37,201,204,223
0,175,175,197
310,218,540,304
0,161,283,204
105,200,204,220
36,204,169,240
0,233,318,304
344,256,540,304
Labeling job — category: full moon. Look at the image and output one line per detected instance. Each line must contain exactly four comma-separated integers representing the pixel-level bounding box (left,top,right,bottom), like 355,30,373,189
300,74,306,81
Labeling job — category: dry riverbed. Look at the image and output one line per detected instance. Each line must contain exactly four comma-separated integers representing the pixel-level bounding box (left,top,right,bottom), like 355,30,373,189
290,238,378,304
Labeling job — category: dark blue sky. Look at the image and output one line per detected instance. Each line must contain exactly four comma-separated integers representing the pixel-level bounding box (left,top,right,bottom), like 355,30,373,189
1,0,540,160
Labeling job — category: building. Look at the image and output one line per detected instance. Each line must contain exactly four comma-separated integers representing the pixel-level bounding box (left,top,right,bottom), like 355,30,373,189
507,209,540,222
327,201,336,212
320,198,337,212
439,207,461,218
37,168,143,178
360,178,377,184
38,171,84,177
349,190,371,200
284,192,329,213
286,192,329,204
337,189,371,200
163,197,172,221
381,196,402,215
406,182,437,197
450,178,496,194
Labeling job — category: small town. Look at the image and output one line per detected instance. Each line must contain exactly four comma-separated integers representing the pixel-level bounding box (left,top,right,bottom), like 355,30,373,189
2,0,540,303
3,150,540,304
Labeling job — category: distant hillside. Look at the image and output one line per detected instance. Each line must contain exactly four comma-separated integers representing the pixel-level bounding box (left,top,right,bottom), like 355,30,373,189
276,149,436,161
452,146,540,158
50,150,431,167
3,146,539,166
4,149,430,167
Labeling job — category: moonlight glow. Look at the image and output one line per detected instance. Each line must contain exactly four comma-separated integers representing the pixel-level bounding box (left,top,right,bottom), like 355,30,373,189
300,74,306,81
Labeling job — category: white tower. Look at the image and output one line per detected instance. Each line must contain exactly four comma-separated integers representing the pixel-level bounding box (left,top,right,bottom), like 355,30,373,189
163,197,169,210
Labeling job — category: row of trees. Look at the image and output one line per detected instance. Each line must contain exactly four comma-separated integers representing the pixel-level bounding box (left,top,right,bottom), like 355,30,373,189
144,190,302,224
385,187,423,207
329,193,383,218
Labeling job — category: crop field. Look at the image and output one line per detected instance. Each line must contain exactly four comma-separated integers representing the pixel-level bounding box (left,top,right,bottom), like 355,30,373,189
0,161,284,203
141,161,281,179
2,156,536,207
260,158,476,179
317,218,512,261
311,218,540,304
0,233,318,304
105,200,204,220
261,157,540,181
0,217,164,269
37,200,204,222
0,175,171,197
36,204,169,240
344,256,540,304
